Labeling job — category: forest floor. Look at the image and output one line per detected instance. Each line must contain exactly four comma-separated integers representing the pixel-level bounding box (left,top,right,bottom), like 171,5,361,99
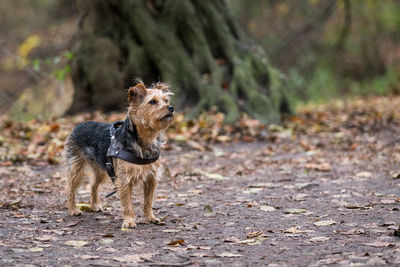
1,96,400,266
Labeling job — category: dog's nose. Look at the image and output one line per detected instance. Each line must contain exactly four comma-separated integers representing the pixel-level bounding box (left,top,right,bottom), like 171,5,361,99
168,105,174,112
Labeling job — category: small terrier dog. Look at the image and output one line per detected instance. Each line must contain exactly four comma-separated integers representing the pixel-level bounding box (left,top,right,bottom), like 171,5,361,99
63,81,174,228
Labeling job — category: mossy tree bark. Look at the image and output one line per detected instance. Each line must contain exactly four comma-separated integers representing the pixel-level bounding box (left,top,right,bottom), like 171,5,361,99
70,0,291,123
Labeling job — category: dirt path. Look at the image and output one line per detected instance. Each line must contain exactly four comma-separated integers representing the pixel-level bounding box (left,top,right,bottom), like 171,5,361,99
1,97,400,266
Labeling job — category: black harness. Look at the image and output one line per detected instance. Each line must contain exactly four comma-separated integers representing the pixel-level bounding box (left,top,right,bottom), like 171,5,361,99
105,121,160,197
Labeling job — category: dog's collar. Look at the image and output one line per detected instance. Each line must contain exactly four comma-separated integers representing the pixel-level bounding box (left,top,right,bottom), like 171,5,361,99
105,120,160,197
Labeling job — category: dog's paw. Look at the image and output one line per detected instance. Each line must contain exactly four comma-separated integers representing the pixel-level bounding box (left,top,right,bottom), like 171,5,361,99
68,208,82,216
90,204,103,212
145,215,160,224
122,218,137,229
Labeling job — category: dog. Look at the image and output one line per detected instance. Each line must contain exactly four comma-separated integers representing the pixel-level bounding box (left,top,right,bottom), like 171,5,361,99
63,81,174,228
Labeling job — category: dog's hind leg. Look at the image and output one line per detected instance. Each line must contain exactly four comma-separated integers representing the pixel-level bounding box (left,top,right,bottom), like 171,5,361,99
64,138,86,216
89,165,107,212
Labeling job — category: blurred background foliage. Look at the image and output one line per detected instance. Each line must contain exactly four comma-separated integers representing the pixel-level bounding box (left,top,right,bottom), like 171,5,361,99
0,0,399,119
230,0,400,103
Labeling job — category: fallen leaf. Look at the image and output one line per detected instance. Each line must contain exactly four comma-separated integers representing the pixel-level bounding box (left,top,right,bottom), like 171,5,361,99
65,221,79,227
249,182,280,188
203,205,213,215
162,229,180,233
217,252,243,258
247,231,263,238
65,240,89,247
292,193,308,201
213,148,226,157
187,140,205,151
76,203,93,212
198,246,212,250
364,241,395,247
102,233,114,237
34,235,56,242
284,227,302,234
340,229,365,235
390,171,400,179
216,135,231,142
305,163,331,171
284,208,306,214
243,188,263,194
345,205,370,210
168,239,185,246
239,237,266,245
309,236,330,242
99,239,114,244
29,247,43,252
187,202,200,208
259,205,275,212
204,173,230,181
381,199,395,204
356,171,372,178
223,236,240,243
54,230,65,235
314,219,336,227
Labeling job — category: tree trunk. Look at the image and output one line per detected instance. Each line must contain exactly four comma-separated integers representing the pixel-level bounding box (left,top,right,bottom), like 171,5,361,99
70,0,291,123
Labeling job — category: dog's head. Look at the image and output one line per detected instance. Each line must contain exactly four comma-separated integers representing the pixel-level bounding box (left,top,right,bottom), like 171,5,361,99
127,80,174,131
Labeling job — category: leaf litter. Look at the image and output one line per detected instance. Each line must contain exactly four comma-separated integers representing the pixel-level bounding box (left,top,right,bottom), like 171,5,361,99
2,96,400,265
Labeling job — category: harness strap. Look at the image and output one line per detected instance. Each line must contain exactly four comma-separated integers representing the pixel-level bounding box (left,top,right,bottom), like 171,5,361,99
105,120,160,198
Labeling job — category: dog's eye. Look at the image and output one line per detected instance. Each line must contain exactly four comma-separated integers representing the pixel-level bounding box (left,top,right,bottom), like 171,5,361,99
164,100,168,103
149,100,157,105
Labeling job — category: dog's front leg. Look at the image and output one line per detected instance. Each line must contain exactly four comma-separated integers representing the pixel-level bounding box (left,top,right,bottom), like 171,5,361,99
116,179,136,228
143,175,160,223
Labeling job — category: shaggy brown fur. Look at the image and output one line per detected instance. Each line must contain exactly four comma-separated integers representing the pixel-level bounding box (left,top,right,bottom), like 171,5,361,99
63,81,174,228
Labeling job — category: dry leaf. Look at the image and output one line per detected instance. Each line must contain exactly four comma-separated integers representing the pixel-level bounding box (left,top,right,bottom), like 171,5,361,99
64,240,89,247
356,171,372,178
314,219,336,227
305,163,331,171
29,247,43,252
168,239,185,246
340,229,365,235
243,188,263,194
223,236,240,243
390,171,400,179
364,241,395,247
217,252,243,258
76,203,93,212
216,135,231,142
203,205,213,214
204,172,230,181
259,205,275,212
284,227,302,234
239,237,266,245
309,236,330,242
284,208,306,214
187,140,205,151
162,229,180,233
99,238,113,244
34,235,56,242
247,231,263,238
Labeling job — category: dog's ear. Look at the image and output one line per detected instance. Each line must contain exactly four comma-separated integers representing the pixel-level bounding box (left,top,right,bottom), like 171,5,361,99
128,83,147,104
154,82,170,93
